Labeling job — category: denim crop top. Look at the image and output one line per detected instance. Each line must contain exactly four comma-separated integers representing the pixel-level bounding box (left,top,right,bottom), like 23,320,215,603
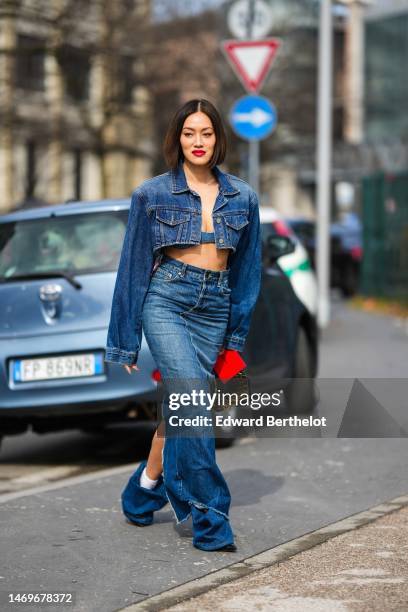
200,230,216,243
172,230,215,248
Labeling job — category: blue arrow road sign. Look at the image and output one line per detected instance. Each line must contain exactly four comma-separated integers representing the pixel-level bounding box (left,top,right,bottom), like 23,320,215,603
229,95,277,141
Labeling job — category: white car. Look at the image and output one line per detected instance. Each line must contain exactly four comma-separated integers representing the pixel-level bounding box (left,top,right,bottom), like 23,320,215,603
259,206,317,317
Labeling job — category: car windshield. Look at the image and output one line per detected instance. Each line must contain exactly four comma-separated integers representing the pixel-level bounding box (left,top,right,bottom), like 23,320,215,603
0,210,128,280
289,222,315,241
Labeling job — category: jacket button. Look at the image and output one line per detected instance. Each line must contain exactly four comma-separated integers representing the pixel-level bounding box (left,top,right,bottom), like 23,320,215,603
219,238,224,244
216,217,221,223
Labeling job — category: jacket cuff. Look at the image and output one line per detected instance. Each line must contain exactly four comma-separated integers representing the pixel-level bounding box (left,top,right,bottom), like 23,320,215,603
104,347,139,366
223,335,246,351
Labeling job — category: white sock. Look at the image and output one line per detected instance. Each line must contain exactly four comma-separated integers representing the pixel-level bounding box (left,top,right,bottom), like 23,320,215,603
140,467,158,490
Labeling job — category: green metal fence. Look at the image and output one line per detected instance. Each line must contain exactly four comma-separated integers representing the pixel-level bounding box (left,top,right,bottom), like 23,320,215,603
361,171,408,298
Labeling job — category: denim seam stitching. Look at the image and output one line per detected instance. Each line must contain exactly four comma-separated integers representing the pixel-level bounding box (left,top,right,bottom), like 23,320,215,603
173,317,231,528
162,437,191,525
180,312,205,379
189,500,230,521
156,268,182,283
181,276,206,314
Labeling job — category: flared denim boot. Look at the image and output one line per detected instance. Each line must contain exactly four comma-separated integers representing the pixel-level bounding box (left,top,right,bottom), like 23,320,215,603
162,434,235,551
121,460,169,526
190,504,235,551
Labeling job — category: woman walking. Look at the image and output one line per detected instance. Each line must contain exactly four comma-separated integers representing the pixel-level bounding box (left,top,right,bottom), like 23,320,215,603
105,98,262,551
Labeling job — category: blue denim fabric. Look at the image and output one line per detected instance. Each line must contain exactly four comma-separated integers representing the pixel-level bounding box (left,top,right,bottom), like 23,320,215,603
137,255,235,550
121,460,168,526
104,161,262,366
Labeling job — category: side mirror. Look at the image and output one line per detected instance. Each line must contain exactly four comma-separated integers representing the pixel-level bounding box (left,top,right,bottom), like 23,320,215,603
264,235,296,264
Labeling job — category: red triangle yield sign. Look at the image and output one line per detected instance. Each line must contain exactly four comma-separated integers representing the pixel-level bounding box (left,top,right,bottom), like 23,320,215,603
221,38,281,93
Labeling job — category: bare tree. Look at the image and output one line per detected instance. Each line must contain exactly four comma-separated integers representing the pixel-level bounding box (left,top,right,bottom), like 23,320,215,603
0,0,152,210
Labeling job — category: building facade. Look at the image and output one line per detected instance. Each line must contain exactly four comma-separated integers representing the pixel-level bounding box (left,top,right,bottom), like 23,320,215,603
0,0,152,213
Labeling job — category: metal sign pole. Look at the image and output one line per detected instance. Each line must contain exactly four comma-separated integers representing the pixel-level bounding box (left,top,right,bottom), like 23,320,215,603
249,139,260,194
224,0,279,194
247,0,257,191
316,0,333,329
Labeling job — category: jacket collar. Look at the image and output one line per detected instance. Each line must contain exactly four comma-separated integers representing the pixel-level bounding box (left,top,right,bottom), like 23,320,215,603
170,159,240,195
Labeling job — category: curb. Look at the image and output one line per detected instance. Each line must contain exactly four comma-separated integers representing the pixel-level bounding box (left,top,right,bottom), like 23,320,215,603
119,493,408,611
0,461,142,503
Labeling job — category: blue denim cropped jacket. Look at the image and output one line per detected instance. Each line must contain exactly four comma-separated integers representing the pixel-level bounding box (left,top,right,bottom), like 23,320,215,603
105,160,262,365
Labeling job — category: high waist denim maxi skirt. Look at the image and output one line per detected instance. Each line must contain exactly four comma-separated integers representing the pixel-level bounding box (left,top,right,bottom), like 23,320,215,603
140,254,234,550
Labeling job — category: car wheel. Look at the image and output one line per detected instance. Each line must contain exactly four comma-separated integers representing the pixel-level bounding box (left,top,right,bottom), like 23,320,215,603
286,327,317,415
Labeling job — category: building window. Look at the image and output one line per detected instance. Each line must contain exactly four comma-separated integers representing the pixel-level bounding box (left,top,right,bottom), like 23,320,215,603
57,44,90,101
25,140,36,199
73,149,82,200
16,35,45,91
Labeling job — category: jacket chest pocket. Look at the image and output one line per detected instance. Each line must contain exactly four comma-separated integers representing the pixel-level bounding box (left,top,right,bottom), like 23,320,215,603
155,208,191,243
222,213,249,249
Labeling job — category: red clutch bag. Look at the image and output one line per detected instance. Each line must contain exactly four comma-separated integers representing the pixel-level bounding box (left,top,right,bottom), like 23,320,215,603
213,349,247,383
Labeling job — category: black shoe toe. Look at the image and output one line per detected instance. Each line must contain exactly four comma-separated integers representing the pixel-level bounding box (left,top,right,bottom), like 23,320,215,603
127,519,149,527
218,543,237,552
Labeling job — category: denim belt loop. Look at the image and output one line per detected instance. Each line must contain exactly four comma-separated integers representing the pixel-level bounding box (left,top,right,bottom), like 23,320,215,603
180,262,187,277
218,269,228,286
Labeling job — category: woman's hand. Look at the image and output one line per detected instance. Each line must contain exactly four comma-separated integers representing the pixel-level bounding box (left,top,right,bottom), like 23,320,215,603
123,364,140,374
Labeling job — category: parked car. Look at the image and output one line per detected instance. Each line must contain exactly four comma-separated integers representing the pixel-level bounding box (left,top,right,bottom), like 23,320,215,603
259,207,319,420
0,199,319,450
287,213,363,297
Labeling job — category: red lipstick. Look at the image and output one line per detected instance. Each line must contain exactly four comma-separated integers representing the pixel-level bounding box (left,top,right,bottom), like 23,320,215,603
192,150,206,157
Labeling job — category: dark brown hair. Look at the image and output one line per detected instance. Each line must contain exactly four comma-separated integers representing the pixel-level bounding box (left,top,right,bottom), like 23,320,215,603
163,98,227,169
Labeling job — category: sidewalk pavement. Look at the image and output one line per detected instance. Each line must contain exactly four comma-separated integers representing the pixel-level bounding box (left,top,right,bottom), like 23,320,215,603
132,500,408,612
2,446,408,612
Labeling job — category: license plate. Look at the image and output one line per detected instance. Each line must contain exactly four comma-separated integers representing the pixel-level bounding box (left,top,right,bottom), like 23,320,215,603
12,353,104,383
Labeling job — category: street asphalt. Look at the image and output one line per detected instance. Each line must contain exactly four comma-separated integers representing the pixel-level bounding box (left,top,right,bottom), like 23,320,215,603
0,297,407,611
1,434,408,611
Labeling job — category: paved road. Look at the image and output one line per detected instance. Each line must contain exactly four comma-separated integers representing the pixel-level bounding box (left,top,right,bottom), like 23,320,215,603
319,294,407,378
0,297,407,610
1,436,408,611
164,499,408,612
0,425,156,495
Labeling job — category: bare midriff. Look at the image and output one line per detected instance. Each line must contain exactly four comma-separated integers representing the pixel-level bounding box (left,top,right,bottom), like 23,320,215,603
163,180,231,271
163,243,231,272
